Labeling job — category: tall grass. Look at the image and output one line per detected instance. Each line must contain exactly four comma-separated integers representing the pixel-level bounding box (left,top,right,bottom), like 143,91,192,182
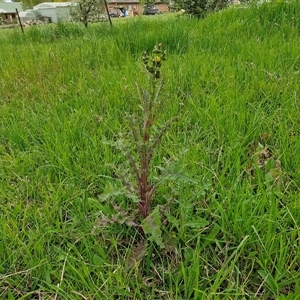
0,2,300,298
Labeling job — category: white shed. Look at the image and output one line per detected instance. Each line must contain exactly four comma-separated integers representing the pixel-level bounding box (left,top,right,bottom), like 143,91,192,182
33,2,73,23
19,10,38,23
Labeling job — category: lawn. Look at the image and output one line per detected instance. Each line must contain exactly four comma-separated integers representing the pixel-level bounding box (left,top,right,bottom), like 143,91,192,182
0,2,300,299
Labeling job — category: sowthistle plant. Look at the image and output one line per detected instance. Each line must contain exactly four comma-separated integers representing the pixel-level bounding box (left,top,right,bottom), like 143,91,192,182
125,43,167,220
100,44,172,242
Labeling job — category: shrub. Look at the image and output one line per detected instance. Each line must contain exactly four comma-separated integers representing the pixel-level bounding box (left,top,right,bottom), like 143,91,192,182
179,0,229,18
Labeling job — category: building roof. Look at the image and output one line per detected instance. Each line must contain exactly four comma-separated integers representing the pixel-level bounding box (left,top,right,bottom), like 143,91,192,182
19,10,37,17
0,2,23,13
33,2,73,10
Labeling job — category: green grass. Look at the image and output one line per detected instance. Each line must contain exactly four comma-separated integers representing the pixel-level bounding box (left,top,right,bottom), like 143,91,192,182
0,2,300,299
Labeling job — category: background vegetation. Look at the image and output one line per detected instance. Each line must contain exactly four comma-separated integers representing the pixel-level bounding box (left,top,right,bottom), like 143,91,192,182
0,2,300,299
178,0,229,18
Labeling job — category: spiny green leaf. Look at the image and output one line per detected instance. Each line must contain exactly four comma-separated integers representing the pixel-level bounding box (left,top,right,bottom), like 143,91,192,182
141,206,164,248
185,218,209,229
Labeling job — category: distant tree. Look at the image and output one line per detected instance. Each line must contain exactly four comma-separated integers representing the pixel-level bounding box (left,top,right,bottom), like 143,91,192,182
138,0,169,11
177,0,229,18
140,0,156,8
70,0,105,28
21,0,44,9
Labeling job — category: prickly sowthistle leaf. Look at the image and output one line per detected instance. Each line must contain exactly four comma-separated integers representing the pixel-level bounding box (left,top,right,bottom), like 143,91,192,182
141,206,164,248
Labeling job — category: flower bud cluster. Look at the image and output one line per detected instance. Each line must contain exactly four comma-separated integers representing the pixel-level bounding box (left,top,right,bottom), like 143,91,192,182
142,43,166,79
